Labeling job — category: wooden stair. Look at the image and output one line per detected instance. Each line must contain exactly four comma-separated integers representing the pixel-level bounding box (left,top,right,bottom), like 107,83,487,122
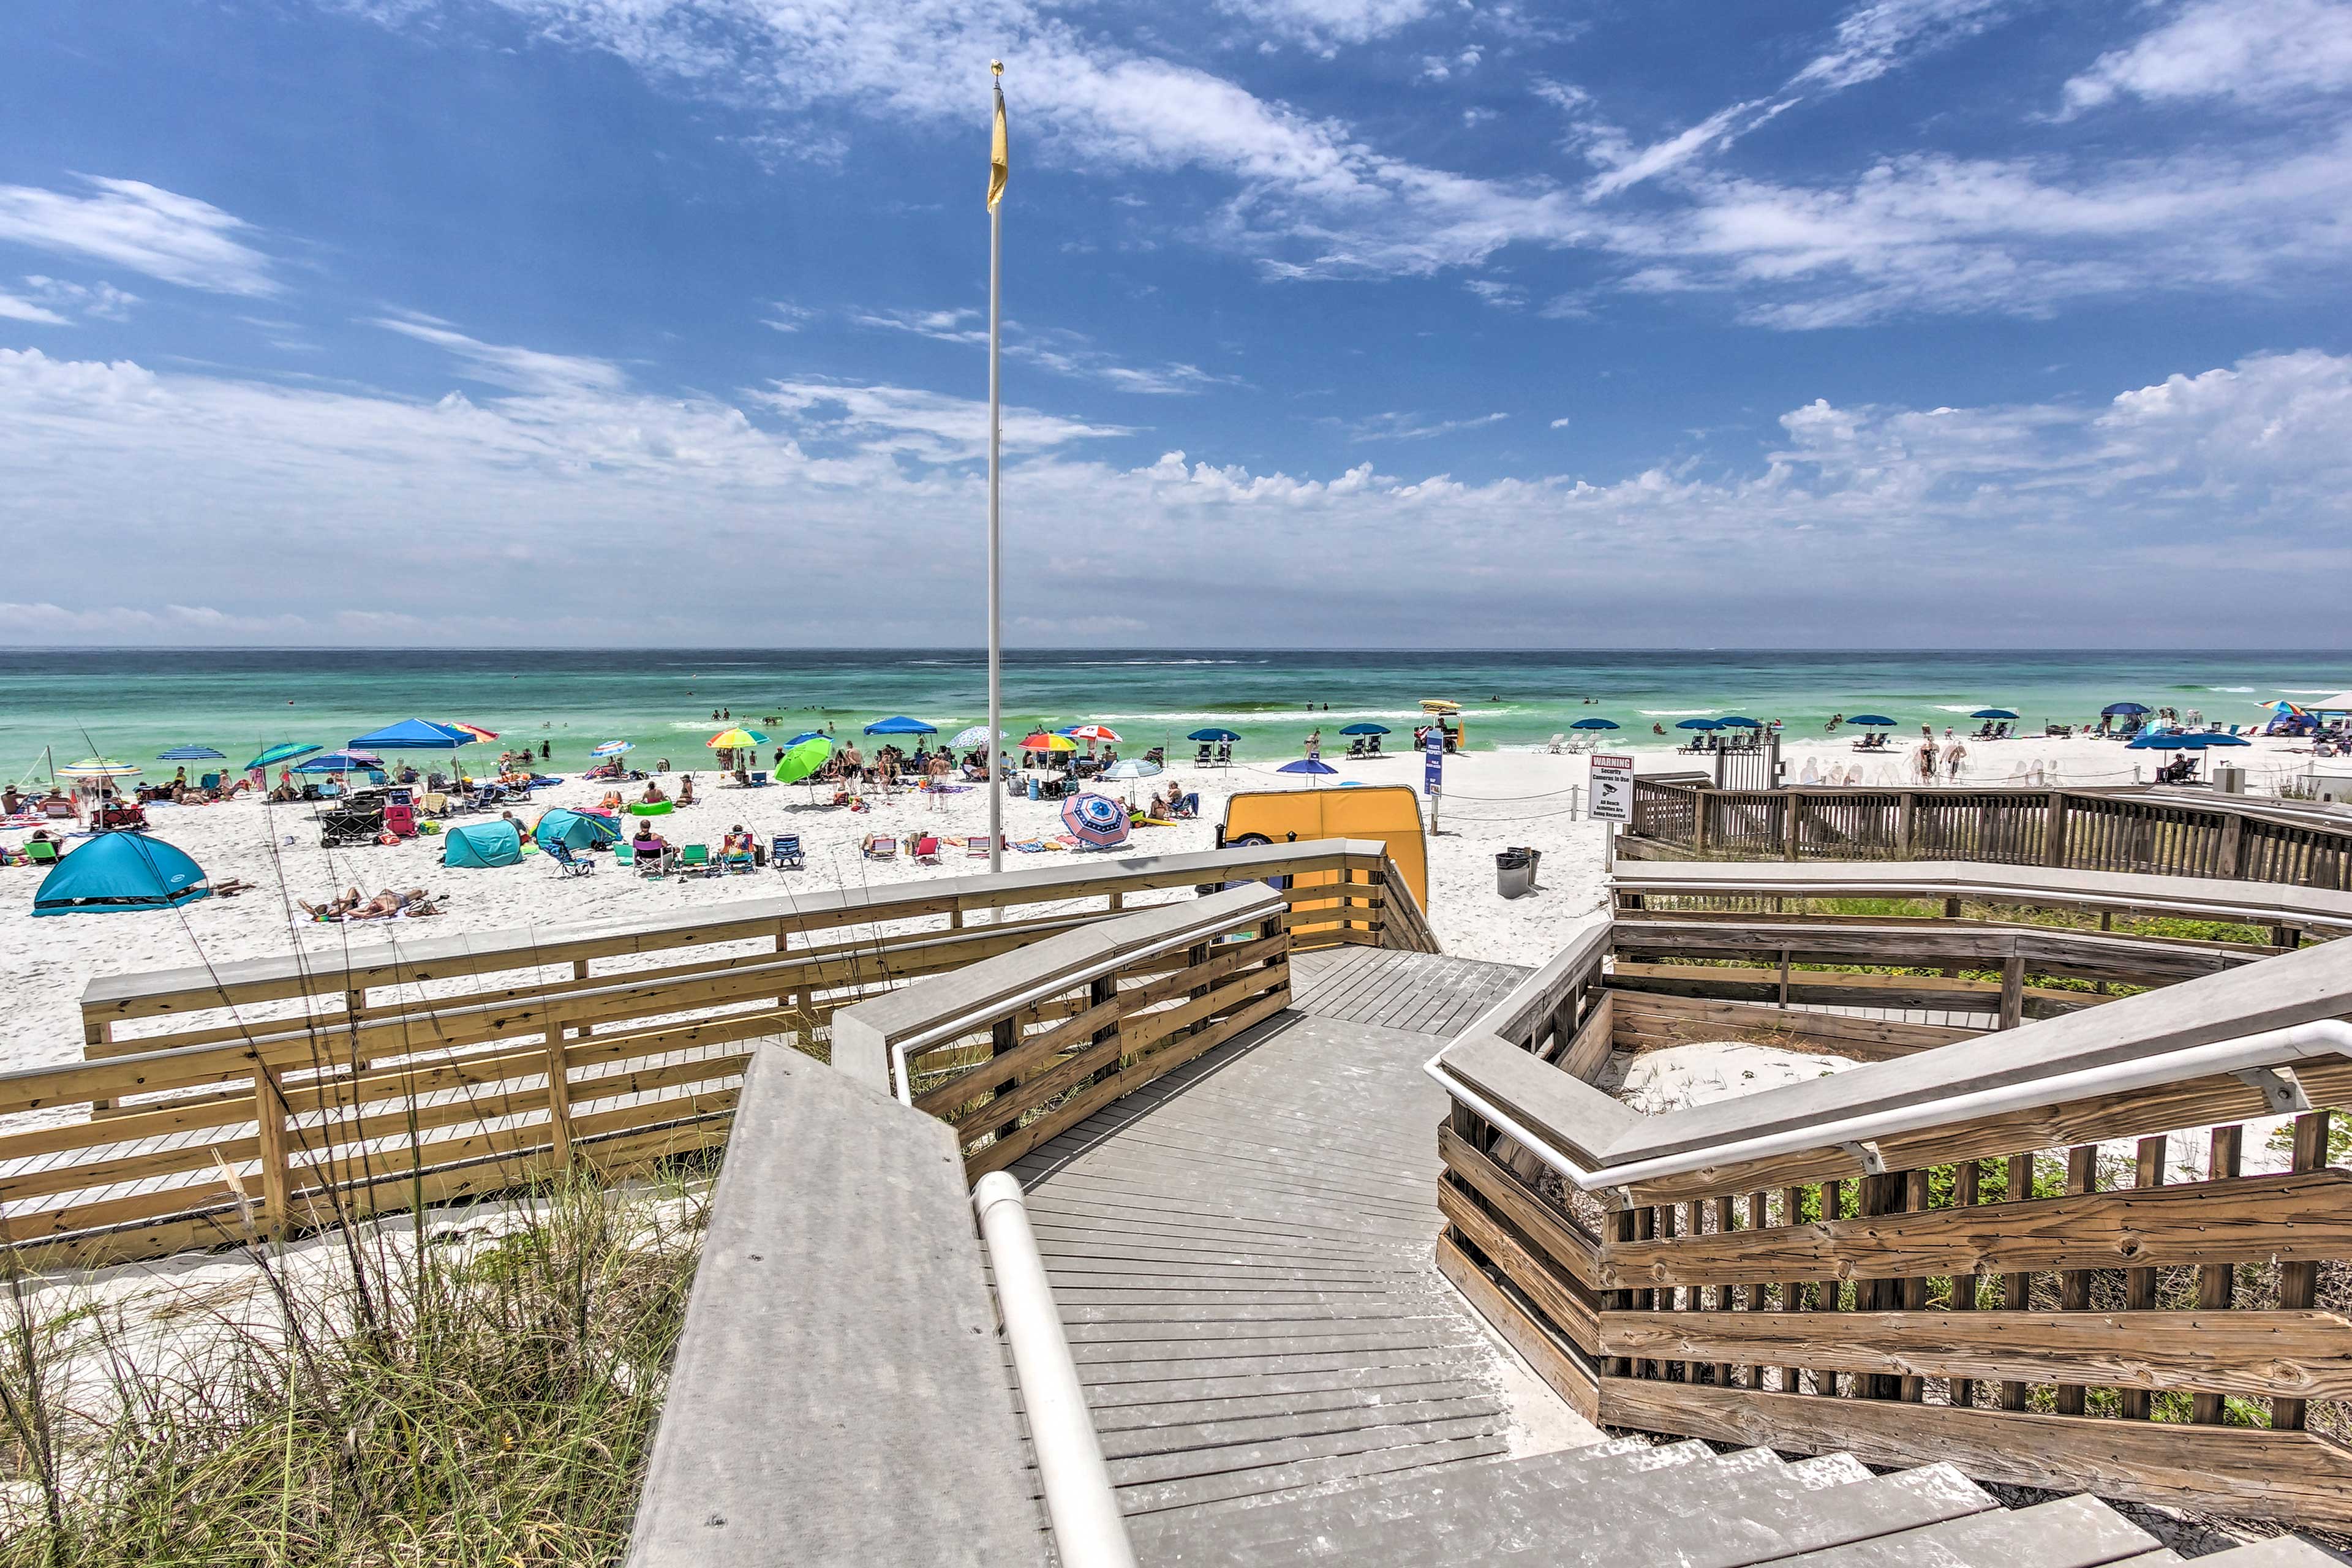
1125,1436,2344,1567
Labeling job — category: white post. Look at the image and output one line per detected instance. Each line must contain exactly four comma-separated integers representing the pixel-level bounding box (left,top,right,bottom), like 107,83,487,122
986,173,1005,876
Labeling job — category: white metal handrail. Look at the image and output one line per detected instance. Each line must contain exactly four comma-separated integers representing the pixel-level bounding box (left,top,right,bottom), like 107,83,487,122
973,1172,1139,1568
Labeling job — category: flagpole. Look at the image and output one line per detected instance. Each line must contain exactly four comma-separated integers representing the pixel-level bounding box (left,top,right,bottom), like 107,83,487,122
986,61,1006,876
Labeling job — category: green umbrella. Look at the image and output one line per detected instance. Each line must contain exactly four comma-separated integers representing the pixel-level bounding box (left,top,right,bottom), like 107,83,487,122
774,735,834,785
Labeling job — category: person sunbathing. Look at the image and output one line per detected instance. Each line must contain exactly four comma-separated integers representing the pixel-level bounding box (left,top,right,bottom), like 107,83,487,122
676,775,698,805
641,780,669,804
300,887,366,920
600,789,625,813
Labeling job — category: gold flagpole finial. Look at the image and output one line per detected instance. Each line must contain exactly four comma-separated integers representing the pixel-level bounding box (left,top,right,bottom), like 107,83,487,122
992,59,1003,75
987,63,1010,211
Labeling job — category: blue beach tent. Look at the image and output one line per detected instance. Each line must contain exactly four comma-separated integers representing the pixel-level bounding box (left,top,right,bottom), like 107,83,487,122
32,832,211,917
352,718,474,751
533,808,621,851
442,820,522,868
862,715,937,736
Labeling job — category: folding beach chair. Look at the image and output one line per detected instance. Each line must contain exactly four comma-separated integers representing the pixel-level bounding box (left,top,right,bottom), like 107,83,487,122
546,841,595,878
612,842,635,870
1544,734,1564,754
912,835,942,865
771,834,804,870
25,839,59,864
723,841,757,874
965,835,993,859
861,834,898,861
676,844,716,876
637,845,673,878
1194,744,1214,765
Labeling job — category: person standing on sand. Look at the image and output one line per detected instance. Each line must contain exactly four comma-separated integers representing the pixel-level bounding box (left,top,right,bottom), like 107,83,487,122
1916,741,1938,783
1943,739,1967,780
1306,728,1322,760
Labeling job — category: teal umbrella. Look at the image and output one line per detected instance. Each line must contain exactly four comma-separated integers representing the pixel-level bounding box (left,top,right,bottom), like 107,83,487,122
243,743,319,770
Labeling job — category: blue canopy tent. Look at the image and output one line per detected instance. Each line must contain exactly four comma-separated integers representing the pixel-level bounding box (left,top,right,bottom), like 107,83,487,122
442,820,522,868
862,716,937,736
351,719,475,751
33,832,210,916
533,808,622,851
1570,718,1621,730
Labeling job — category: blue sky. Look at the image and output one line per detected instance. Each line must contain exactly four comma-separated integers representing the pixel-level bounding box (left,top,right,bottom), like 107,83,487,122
2,0,2349,646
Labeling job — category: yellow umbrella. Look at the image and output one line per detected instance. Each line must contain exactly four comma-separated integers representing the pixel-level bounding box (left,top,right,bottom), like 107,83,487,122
1020,732,1077,752
707,728,768,750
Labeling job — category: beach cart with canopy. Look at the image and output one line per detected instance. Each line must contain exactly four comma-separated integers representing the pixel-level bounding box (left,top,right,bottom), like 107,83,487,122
1418,699,1463,752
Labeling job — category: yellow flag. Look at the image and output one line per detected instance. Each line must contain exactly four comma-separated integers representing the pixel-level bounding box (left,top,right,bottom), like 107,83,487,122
987,65,1009,212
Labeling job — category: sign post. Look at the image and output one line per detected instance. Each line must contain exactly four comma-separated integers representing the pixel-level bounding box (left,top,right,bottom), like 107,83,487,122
1423,726,1444,833
1589,752,1632,870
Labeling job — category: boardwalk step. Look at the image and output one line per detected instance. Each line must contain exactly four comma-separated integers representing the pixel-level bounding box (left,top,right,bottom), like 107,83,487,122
2192,1540,2348,1567
1751,1494,2162,1567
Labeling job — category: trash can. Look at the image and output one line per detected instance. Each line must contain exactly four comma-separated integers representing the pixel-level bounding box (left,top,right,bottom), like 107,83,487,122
1496,846,1539,899
2212,764,2245,795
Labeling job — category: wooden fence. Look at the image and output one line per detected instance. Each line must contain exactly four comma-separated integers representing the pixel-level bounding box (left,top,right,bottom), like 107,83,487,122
2,841,1425,1270
1628,778,2352,889
1431,909,2352,1528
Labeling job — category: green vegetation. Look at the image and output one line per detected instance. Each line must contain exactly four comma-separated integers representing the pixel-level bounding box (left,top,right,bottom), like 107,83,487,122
0,1169,709,1567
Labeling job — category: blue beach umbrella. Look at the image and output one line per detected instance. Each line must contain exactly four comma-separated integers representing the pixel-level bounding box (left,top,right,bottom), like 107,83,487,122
863,715,937,736
1847,715,1898,728
1675,718,1720,731
1971,709,2020,720
1277,758,1340,786
2201,732,2252,747
784,731,827,747
295,750,383,774
1339,723,1390,736
1570,718,1621,730
1188,728,1242,742
1717,715,1763,729
243,743,320,771
2101,702,2151,717
157,745,225,762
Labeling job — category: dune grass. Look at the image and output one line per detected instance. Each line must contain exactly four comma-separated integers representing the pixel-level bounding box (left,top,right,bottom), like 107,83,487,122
0,1166,710,1567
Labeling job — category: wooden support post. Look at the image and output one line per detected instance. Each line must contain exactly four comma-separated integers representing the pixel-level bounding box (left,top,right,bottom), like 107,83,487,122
2054,1145,2098,1416
1632,1205,1657,1379
1782,796,1800,861
1858,1174,1904,1401
1818,1178,1843,1398
2043,791,2068,867
1693,794,1711,856
1998,950,2025,1030
544,1014,575,1168
2119,1135,2166,1420
1779,1184,1806,1396
2274,1110,2332,1432
2192,1124,2243,1426
1948,1161,1979,1410
1900,1168,1929,1402
1898,792,1917,858
1711,1194,1735,1385
1607,1206,1636,1379
1776,949,1791,1010
252,1062,293,1239
2220,814,2244,879
1743,1191,1767,1390
85,1013,113,1112
1999,1154,2033,1412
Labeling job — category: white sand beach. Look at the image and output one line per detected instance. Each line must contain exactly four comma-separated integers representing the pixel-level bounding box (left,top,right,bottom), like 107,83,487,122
0,726,2326,1077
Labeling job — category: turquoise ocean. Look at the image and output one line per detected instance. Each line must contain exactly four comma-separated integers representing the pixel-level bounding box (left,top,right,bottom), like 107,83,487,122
3,649,2348,780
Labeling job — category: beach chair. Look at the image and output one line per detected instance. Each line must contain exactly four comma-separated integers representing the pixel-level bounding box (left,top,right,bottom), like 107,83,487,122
677,843,716,877
965,835,992,859
636,845,673,878
612,842,635,870
25,839,58,864
1545,734,1565,755
861,834,899,861
1176,792,1200,818
546,841,595,878
723,843,757,874
912,835,942,865
771,833,804,870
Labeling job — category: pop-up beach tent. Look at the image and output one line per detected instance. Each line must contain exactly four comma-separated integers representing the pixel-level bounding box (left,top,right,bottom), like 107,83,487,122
442,820,522,868
533,808,620,851
32,832,211,916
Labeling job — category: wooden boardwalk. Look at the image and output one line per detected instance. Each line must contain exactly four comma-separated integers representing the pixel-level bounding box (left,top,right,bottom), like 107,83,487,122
1004,948,1582,1534
1287,946,1529,1036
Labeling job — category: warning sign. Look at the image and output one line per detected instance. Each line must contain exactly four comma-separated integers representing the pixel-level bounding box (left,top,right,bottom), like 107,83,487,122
1589,753,1634,823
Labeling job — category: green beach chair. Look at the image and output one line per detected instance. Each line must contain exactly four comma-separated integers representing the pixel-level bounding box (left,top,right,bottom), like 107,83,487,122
612,842,635,869
25,839,59,864
677,843,713,876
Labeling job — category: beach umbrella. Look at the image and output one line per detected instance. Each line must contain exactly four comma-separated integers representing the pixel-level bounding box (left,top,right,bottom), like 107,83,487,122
2101,702,2151,717
1063,723,1121,743
589,740,634,757
1847,715,1898,728
862,715,937,736
950,725,1000,748
1061,793,1130,850
1277,758,1340,786
1675,718,1720,731
1187,728,1242,742
1101,759,1161,781
784,730,827,746
32,832,209,917
55,758,142,782
350,719,473,751
243,742,320,770
1021,732,1078,753
1717,715,1763,728
1569,718,1620,731
2202,732,2252,747
772,735,834,785
708,727,769,750
157,745,225,762
294,750,383,774
1339,723,1391,736
1970,709,2020,721
445,722,499,743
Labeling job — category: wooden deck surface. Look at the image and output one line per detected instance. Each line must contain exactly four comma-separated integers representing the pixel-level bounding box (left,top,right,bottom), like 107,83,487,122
1287,946,1529,1036
1003,946,1581,1532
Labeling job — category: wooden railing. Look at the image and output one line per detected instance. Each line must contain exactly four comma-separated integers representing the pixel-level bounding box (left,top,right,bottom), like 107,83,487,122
1627,778,2352,889
832,884,1292,1180
4,842,1426,1270
1429,910,2352,1528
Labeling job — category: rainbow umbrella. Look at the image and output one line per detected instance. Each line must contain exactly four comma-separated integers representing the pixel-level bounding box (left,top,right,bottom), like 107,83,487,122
1061,793,1130,850
447,721,499,743
708,728,769,750
1021,732,1078,753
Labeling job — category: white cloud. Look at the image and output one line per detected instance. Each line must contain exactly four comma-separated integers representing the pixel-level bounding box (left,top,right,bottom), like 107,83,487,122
0,276,138,325
1,339,2350,640
850,306,1234,394
0,293,66,326
373,315,628,394
0,177,276,295
1219,0,1440,49
2062,0,2352,116
1792,0,2013,92
1340,410,1509,442
1549,416,1572,428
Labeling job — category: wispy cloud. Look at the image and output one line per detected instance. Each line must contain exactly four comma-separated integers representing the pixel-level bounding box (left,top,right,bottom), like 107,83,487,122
849,305,1236,394
1339,410,1509,442
373,314,628,394
0,176,276,295
2060,0,2352,117
756,377,1131,462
